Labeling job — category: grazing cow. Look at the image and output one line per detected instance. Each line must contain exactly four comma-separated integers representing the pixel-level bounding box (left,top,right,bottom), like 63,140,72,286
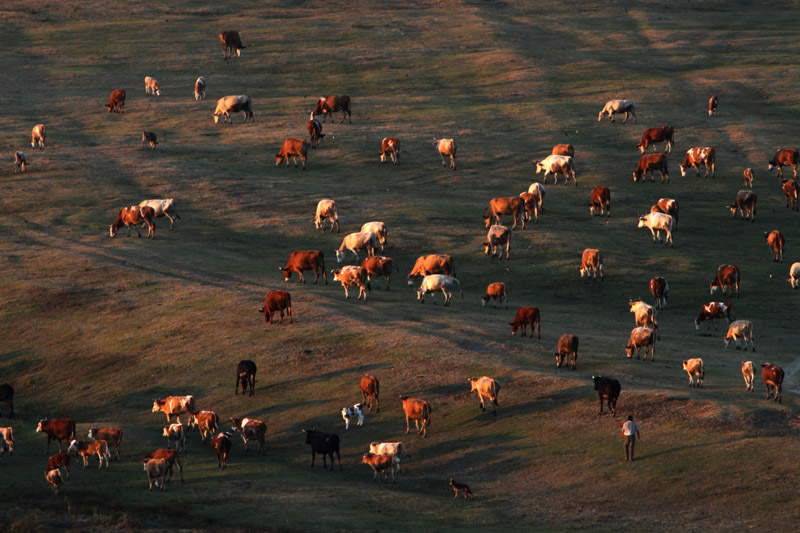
362,453,397,483
361,374,380,413
710,264,740,297
143,449,183,483
360,222,387,251
36,418,76,453
469,376,500,415
768,148,799,179
13,151,26,173
380,137,400,164
162,422,186,453
535,155,576,185
105,89,125,113
724,320,754,351
527,182,546,211
143,458,167,491
761,363,784,403
625,327,656,361
579,248,603,281
46,468,64,495
46,453,70,479
783,179,799,211
484,197,525,230
481,282,508,309
230,417,267,456
332,266,370,300
151,396,196,422
730,190,757,221
509,306,541,339
194,76,205,100
141,131,158,150
633,153,669,183
407,254,456,285
87,428,122,461
187,411,218,444
680,147,715,178
341,403,364,430
789,262,800,288
637,212,673,247
592,376,621,415
708,95,718,116
276,138,309,169
236,360,257,396
139,199,180,230
555,334,579,370
211,432,232,469
590,186,611,216
109,205,155,239
433,138,457,169
31,124,45,150
67,439,110,470
361,256,397,290
519,192,539,223
313,95,351,123
552,143,574,157
307,114,325,148
741,361,756,392
219,30,245,59
649,277,669,309
400,396,431,438
650,198,679,230
483,225,511,260
213,95,253,124
259,290,292,324
0,427,14,456
629,300,659,339
302,428,342,470
415,275,463,306
682,358,704,388
314,199,339,233
279,250,327,284
0,383,13,418
743,168,754,187
144,76,160,96
637,126,674,153
597,99,636,123
765,230,785,262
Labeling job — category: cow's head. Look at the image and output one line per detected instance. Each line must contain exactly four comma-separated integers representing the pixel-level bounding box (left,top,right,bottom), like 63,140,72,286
555,352,564,367
679,165,688,177
213,113,221,124
152,399,164,412
278,266,292,281
509,322,519,335
334,250,346,263
275,153,285,166
637,216,647,228
469,377,479,391
637,143,646,153
633,169,643,182
625,344,634,358
768,162,776,172
87,428,98,440
597,110,605,122
534,161,544,174
483,241,494,256
109,225,117,238
36,420,47,432
67,439,79,453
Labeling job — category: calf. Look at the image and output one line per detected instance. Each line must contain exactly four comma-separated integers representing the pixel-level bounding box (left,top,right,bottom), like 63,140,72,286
761,363,784,403
219,30,245,59
724,320,754,351
141,131,158,150
649,277,669,309
87,427,122,461
0,383,13,418
276,138,309,169
555,334,579,370
105,89,125,113
483,225,511,260
589,186,611,216
592,376,621,415
139,199,180,230
143,458,167,491
469,376,500,415
768,148,799,179
152,396,196,422
650,198,679,230
46,453,70,479
302,428,342,470
481,282,508,309
360,221,388,251
279,250,327,284
46,468,64,495
710,264,740,297
743,168,754,187
597,99,636,123
341,403,364,430
535,155,576,185
361,374,380,413
579,248,603,281
552,143,574,157
782,179,799,211
187,410,218,444
143,449,183,484
741,361,756,392
789,262,800,288
194,76,205,100
695,302,734,330
162,422,186,453
380,137,400,164
509,306,541,339
400,396,432,438
314,199,340,233
637,126,674,153
67,439,110,470
259,290,292,324
519,192,539,223
680,147,715,178
235,360,257,396
14,151,26,173
407,254,456,284
36,418,76,453
682,358,704,388
484,197,525,230
433,138,457,169
144,76,160,96
708,95,718,116
332,266,370,300
415,275,463,306
231,417,267,456
633,153,669,183
362,453,397,483
629,300,659,338
335,232,379,263
211,432,232,469
307,114,325,148
361,255,397,290
313,95,351,124
625,327,656,361
765,230,785,262
31,124,45,150
637,212,673,247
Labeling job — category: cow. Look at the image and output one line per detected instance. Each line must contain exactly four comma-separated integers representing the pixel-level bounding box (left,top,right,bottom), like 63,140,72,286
637,126,674,153
138,199,180,230
46,468,64,495
361,222,387,251
527,182,546,212
708,95,718,116
509,306,541,339
625,327,656,361
211,432,232,469
312,95,351,123
590,186,611,216
219,30,245,59
380,137,400,164
259,290,292,324
36,418,76,453
730,190,757,222
629,300,659,339
231,417,267,456
519,192,539,223
433,138,457,169
0,383,13,418
31,124,45,150
276,138,309,169
555,334,579,370
361,374,380,413
67,439,110,470
649,277,669,309
151,396,196,423
724,320,754,351
46,453,70,479
579,249,603,281
187,411,218,444
341,403,364,430
361,256,397,290
710,264,740,297
483,225,511,260
743,168,754,187
415,275,463,306
552,143,574,157
362,453,398,483
682,358,704,388
143,458,167,491
469,376,500,415
407,254,456,285
87,428,122,461
141,131,158,150
213,95,253,124
789,262,800,288
597,99,636,123
484,197,525,230
783,179,799,211
369,442,409,469
400,396,431,438
235,360,257,396
13,151,26,173
162,422,186,453
481,282,509,309
768,148,799,179
761,363,784,403
592,376,621,415
535,155,576,185
765,230,785,262
332,266,370,300
279,250,327,284
105,89,125,113
637,212,673,247
742,361,756,392
144,76,160,96
302,428,342,470
650,198,679,230
307,114,325,148
194,76,205,100
633,153,669,183
0,427,14,456
314,199,339,233
109,205,155,239
143,449,183,483
680,147,715,178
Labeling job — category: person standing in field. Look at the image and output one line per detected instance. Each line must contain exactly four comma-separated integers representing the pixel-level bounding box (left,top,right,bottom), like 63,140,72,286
622,415,640,461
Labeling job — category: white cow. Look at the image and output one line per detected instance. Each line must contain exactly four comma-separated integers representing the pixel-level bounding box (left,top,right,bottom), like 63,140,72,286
314,199,340,233
788,262,800,288
194,76,206,100
724,320,754,351
335,232,379,262
434,138,457,169
360,221,387,251
144,76,160,96
741,361,756,391
637,212,673,247
598,99,636,123
535,155,575,185
415,274,463,306
682,358,704,388
139,199,180,230
341,403,364,430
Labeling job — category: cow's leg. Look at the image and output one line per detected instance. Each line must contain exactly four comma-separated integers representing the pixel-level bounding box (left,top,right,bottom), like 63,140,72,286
405,415,410,434
166,213,175,230
343,285,349,299
310,450,316,467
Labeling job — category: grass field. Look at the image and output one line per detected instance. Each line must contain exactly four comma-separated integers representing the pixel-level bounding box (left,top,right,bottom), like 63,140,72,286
3,0,800,530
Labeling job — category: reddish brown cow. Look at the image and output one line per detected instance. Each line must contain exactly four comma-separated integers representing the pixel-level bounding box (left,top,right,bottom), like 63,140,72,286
36,419,76,453
761,363,784,403
708,95,718,116
307,115,325,148
633,153,669,183
143,448,183,483
509,306,541,339
589,186,611,216
380,137,400,165
782,179,798,211
650,198,679,230
768,148,799,179
519,192,539,223
362,453,398,482
743,168,754,187
276,138,309,169
710,264,740,297
407,254,456,285
211,432,232,469
361,374,380,413
187,410,218,444
481,282,508,309
313,95,351,123
579,248,603,281
87,427,123,461
551,143,574,157
555,334,579,370
361,256,398,290
649,277,669,309
109,205,155,239
259,290,292,324
764,230,785,262
593,376,621,415
637,126,674,153
484,197,525,230
279,250,327,284
47,453,71,479
730,190,757,221
400,396,431,438
105,89,126,113
219,30,245,59
680,147,715,178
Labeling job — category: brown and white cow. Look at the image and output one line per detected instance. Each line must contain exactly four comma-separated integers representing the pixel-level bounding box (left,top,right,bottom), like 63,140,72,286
765,230,785,262
13,151,26,173
307,114,325,148
105,89,125,113
579,249,603,281
276,138,308,169
47,453,70,479
483,225,511,260
743,168,754,187
194,77,205,100
535,155,576,185
724,320,754,351
682,358,704,388
87,428,122,461
314,199,340,233
433,138,457,169
332,266,370,300
629,300,659,339
313,96,351,123
259,289,292,324
637,126,674,153
400,396,431,438
361,222,387,251
710,264,740,297
139,199,180,230
469,376,500,415
782,179,799,211
380,137,400,165
407,254,456,285
335,232,379,263
519,192,539,223
680,147,715,178
527,182,546,212
31,124,45,150
589,186,611,216
360,256,398,290
362,453,398,482
162,422,186,453
625,327,656,361
484,197,525,230
649,277,669,309
761,363,784,403
730,190,757,221
279,250,327,284
109,205,155,239
143,458,167,491
695,302,734,330
650,198,679,230
555,334,579,370
211,432,232,469
141,131,158,150
230,417,267,455
152,396,196,422
637,212,673,247
708,95,718,116
361,374,380,413
552,143,575,157
36,419,76,453
789,262,800,288
143,449,183,484
67,439,110,470
481,282,508,309
633,153,669,183
415,275,463,306
219,30,245,59
188,410,219,443
213,95,253,124
144,76,160,96
768,148,799,179
598,99,636,123
509,306,541,339
741,361,756,392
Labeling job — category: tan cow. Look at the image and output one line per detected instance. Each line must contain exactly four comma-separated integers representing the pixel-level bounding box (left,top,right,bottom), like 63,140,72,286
765,230,785,262
139,199,180,230
400,396,431,437
682,358,704,387
335,232,379,263
483,225,511,260
724,320,754,351
152,396,196,422
527,182,546,211
46,468,64,494
555,334,579,370
637,212,673,247
650,198,679,230
629,300,659,339
144,76,160,96
481,282,508,309
415,275,463,306
788,262,800,288
380,137,400,165
434,138,457,169
598,99,636,123
626,327,656,361
579,249,603,281
362,453,398,483
213,95,253,124
31,124,45,150
332,266,370,300
360,222,387,251
162,422,186,453
407,254,456,285
741,361,756,391
187,411,218,444
535,155,576,185
314,199,340,233
143,458,167,491
469,377,500,415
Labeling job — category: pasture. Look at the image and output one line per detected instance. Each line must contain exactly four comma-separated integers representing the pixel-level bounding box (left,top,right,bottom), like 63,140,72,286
3,0,800,530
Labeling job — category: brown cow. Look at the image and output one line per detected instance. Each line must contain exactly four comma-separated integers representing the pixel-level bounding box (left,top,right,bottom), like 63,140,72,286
219,30,245,59
680,147,715,178
332,266,370,300
276,138,309,169
708,95,718,116
626,327,656,361
637,126,674,153
650,198,679,230
259,290,292,324
743,168,754,187
36,419,76,454
484,197,525,230
46,468,64,495
307,114,325,148
187,410,219,444
143,448,183,483
87,428,122,461
761,363,784,403
279,250,327,284
592,376,621,415
67,439,110,470
31,124,45,150
211,432,232,469
105,89,125,113
519,191,539,223
765,230,785,262
481,282,508,309
552,143,574,157
433,138,457,169
633,153,669,183
579,249,603,281
555,334,579,370
730,190,757,221
152,396,195,422
469,376,500,415
362,453,398,482
109,205,155,239
380,137,400,165
483,225,511,260
230,417,267,455
782,179,798,211
0,427,14,456
649,277,669,309
509,306,541,339
695,302,734,330
13,151,26,173
361,256,398,290
361,374,380,413
400,396,431,438
590,186,611,216
682,358,704,388
47,453,70,479
313,95,351,124
724,320,754,351
768,148,799,179
710,264,740,297
742,361,756,391
235,360,257,396
407,254,456,285
141,131,158,150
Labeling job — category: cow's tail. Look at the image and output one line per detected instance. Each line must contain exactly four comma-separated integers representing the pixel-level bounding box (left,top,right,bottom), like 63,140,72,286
457,279,464,299
700,361,705,380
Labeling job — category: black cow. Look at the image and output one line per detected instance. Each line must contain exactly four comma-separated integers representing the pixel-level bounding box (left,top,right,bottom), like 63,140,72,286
592,376,621,415
235,360,257,396
0,384,13,418
302,428,342,471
